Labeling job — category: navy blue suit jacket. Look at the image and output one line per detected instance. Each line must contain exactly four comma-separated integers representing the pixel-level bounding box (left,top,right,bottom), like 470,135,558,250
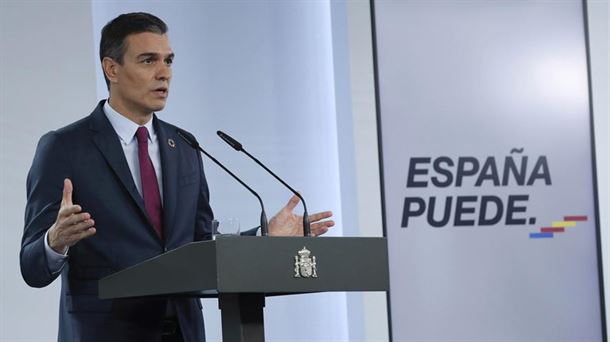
20,100,214,341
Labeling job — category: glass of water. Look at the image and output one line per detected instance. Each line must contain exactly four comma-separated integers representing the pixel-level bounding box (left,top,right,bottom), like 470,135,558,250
211,218,241,239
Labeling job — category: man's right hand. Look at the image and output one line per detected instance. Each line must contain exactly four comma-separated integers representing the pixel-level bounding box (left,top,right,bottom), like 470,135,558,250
47,179,96,254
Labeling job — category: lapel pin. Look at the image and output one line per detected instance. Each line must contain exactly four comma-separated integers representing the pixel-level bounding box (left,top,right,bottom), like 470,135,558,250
168,138,176,148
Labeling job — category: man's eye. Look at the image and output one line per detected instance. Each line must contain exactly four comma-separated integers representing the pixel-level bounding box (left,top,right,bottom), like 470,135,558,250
165,59,173,65
143,59,154,64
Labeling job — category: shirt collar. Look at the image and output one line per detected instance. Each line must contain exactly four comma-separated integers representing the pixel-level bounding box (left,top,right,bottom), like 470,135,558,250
103,100,156,145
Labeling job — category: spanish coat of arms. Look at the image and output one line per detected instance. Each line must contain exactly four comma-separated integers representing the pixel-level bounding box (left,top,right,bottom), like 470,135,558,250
294,247,317,278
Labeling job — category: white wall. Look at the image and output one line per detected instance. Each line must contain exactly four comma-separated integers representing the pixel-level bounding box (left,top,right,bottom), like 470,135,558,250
0,1,98,340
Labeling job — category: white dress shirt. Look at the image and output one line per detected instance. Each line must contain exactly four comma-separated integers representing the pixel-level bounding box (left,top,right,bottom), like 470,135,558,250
44,100,164,273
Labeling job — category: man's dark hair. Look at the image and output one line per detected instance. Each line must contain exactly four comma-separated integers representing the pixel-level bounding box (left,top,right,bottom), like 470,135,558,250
100,12,167,89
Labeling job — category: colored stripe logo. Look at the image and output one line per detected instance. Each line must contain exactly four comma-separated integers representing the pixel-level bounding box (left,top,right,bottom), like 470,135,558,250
529,215,587,239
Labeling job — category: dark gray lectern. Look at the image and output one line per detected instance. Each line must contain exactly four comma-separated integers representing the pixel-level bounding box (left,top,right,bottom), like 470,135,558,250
99,236,389,341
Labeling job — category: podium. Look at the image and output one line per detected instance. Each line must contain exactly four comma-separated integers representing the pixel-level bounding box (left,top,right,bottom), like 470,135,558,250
99,236,389,341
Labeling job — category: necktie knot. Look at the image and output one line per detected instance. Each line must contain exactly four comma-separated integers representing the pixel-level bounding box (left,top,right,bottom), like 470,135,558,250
136,126,149,145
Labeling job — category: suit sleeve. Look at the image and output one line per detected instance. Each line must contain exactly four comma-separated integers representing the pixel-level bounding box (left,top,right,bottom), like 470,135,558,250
20,132,70,287
194,149,214,241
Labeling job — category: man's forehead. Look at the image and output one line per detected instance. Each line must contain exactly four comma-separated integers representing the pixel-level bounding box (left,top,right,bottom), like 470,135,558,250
124,32,173,55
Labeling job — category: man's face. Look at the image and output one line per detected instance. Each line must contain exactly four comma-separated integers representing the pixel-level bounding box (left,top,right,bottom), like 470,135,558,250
108,32,174,118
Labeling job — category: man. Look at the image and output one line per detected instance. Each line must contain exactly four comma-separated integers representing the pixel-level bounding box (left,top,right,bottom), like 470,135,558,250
20,12,333,342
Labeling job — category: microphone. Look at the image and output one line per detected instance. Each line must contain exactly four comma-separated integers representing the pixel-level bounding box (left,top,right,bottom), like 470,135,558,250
217,130,312,237
176,129,269,236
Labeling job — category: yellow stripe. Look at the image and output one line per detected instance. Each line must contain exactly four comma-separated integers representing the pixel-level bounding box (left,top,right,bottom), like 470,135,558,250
552,221,576,227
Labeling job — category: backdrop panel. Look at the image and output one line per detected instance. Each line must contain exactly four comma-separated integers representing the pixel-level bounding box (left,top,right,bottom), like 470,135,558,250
372,0,605,340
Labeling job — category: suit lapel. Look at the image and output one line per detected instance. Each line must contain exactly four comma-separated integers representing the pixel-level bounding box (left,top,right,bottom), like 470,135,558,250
154,116,178,240
88,101,160,243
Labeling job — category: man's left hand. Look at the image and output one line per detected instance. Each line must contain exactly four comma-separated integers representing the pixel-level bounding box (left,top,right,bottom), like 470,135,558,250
268,195,334,237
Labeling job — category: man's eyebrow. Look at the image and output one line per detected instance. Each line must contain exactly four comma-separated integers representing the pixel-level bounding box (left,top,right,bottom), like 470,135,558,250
136,52,175,59
136,53,158,59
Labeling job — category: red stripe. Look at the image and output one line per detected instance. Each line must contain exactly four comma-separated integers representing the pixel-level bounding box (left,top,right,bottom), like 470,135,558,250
541,227,565,233
564,216,587,221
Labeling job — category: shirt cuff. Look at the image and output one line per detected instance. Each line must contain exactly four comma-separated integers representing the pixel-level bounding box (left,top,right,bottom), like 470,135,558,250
44,230,68,274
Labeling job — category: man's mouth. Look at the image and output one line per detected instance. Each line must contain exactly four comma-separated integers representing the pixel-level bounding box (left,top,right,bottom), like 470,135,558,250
153,87,168,97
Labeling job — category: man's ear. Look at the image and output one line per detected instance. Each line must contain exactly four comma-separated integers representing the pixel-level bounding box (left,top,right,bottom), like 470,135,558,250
102,57,119,84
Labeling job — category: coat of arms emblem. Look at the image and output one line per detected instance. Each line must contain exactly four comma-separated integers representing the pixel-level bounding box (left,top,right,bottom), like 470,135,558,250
294,247,317,278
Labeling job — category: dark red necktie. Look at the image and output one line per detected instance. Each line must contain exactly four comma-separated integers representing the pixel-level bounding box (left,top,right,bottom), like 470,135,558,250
136,127,163,239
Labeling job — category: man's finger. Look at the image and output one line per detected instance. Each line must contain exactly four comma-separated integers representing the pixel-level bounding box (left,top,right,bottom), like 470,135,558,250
284,194,301,212
308,210,333,223
65,219,95,235
315,228,328,237
311,225,330,237
63,214,93,230
67,227,97,245
312,220,334,230
61,178,73,207
58,205,82,219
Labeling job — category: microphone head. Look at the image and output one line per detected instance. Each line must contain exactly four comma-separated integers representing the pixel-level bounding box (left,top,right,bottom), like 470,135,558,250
217,130,243,151
176,129,200,149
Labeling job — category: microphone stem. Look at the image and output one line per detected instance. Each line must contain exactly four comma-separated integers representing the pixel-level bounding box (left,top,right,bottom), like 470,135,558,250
195,146,269,236
242,149,311,237
260,210,269,236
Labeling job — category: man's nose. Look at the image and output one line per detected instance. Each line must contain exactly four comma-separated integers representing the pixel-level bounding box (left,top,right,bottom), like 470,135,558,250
156,63,171,81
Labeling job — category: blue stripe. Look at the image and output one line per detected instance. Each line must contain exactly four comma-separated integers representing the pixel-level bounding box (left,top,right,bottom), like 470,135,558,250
529,232,554,239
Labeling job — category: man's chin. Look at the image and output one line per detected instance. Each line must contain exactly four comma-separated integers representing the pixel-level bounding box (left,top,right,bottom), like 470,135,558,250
150,100,168,113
